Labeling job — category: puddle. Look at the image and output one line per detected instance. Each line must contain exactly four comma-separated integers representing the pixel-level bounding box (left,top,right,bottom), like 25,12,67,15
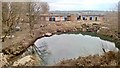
34,34,119,65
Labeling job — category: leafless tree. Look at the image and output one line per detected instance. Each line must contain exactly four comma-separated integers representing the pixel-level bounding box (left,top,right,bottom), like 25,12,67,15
39,2,49,14
2,2,49,41
2,2,31,41
2,2,19,42
0,1,1,52
27,2,49,35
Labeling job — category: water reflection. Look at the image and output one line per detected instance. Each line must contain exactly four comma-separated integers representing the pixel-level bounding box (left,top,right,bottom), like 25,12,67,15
34,34,119,65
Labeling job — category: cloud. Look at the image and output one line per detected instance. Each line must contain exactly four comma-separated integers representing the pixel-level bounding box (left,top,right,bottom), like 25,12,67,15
42,0,120,11
44,0,119,4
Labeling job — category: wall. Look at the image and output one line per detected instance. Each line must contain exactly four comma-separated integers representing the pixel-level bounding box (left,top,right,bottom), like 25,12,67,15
40,14,104,22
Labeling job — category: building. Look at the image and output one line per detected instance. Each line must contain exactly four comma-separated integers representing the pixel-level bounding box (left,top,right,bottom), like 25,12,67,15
80,15,104,21
39,11,105,22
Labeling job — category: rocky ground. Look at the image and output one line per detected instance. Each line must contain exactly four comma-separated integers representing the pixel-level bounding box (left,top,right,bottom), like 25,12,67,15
2,21,82,58
1,20,120,67
1,21,82,67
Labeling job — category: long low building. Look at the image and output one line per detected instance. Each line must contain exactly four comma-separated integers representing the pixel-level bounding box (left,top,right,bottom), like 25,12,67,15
39,13,104,22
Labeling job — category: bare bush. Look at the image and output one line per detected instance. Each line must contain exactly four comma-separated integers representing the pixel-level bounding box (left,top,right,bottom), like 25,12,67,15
2,2,49,41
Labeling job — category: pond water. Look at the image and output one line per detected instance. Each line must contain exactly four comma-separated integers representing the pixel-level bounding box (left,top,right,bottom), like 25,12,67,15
34,34,119,65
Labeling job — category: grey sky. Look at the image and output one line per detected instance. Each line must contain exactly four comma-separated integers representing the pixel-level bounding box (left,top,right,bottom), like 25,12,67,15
42,0,119,11
1,0,119,11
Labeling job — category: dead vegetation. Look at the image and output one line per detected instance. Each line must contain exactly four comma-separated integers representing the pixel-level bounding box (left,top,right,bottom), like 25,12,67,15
1,1,120,67
55,51,120,66
104,11,118,37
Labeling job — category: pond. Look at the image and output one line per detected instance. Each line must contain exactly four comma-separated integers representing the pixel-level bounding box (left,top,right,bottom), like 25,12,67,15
34,34,119,65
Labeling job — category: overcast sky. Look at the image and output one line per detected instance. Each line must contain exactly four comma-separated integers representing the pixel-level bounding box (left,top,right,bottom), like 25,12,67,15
41,0,120,11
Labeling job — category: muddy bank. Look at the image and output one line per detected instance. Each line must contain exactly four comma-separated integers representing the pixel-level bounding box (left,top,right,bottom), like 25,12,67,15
2,22,81,57
1,50,120,67
1,22,82,67
2,22,119,58
1,22,120,67
55,51,120,66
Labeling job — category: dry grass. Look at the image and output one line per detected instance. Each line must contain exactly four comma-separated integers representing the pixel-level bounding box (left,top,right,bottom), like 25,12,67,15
104,12,118,34
55,51,119,66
